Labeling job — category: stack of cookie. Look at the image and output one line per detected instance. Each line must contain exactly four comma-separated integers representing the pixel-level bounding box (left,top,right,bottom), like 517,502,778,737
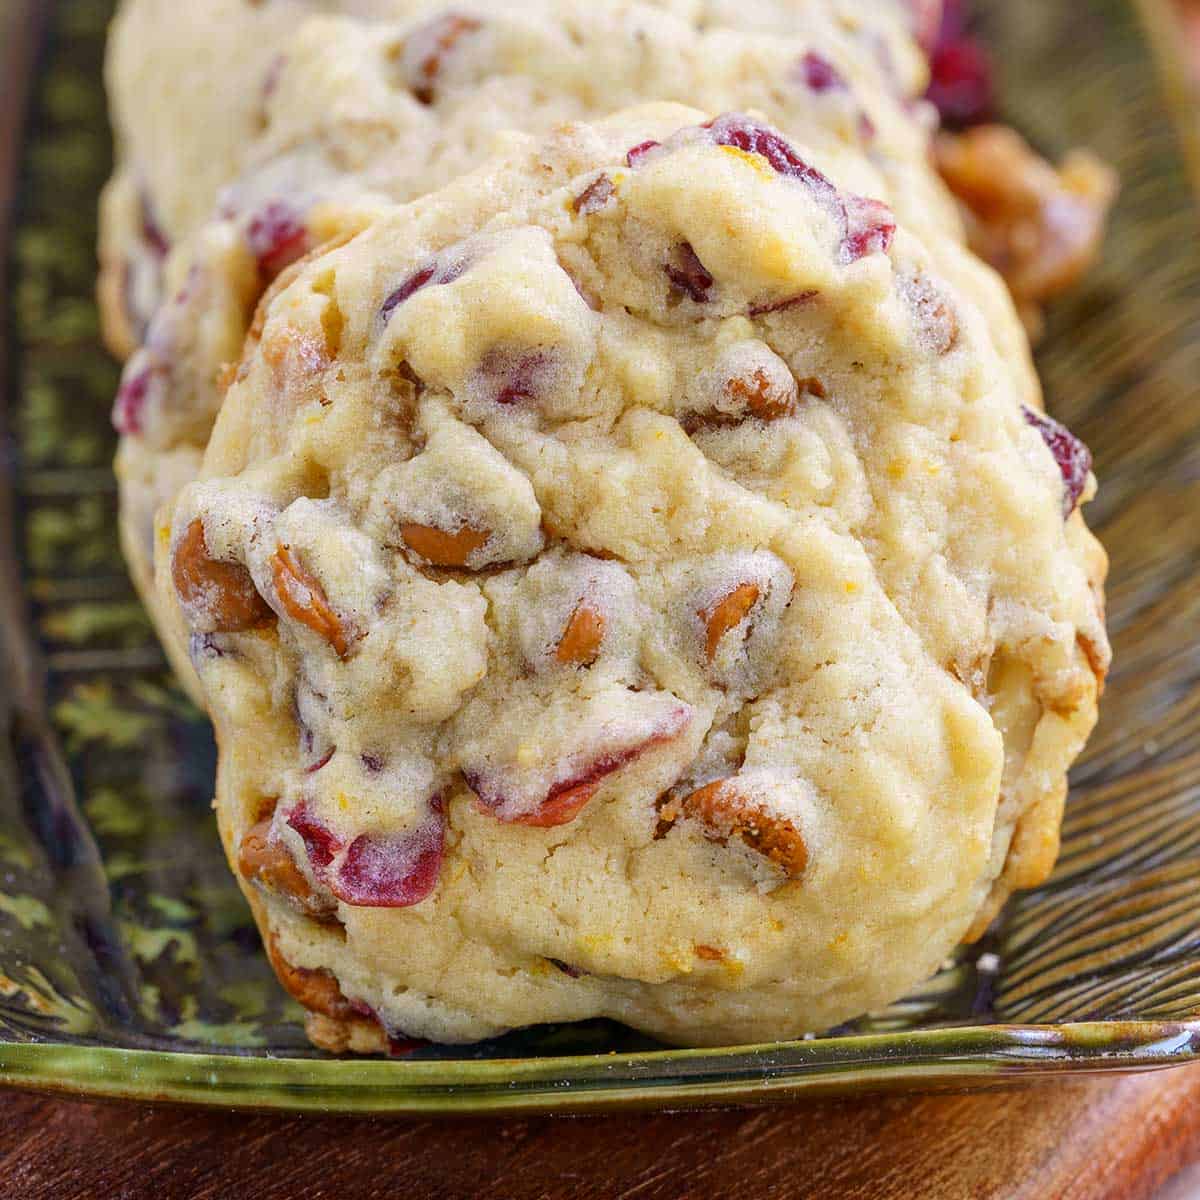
101,0,1112,1051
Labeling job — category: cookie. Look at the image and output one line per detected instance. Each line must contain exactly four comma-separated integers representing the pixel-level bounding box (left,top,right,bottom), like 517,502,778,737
100,0,310,355
935,124,1118,341
110,0,1020,706
98,0,942,357
157,104,1108,1047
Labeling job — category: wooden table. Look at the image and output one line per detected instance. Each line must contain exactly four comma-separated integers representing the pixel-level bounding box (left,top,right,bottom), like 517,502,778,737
1,1065,1198,1198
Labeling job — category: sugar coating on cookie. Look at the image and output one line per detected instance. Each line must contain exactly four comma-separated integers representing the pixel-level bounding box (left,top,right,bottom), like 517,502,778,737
158,103,1107,1047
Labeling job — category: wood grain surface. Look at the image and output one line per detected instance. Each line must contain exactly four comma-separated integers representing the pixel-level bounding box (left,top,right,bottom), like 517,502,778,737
1178,0,1200,77
0,1065,1197,1199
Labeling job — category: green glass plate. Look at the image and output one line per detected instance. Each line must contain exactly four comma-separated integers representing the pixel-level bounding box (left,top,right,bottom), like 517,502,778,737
0,0,1198,1114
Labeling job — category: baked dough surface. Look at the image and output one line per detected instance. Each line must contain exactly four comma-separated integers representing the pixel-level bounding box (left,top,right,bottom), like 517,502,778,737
155,101,1107,1045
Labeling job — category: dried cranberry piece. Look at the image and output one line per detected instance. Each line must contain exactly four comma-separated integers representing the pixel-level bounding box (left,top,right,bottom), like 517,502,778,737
549,958,584,979
1022,405,1092,517
706,114,894,263
550,748,647,799
796,54,875,142
304,746,336,775
464,753,624,830
798,51,847,94
403,13,482,105
465,703,692,828
345,1000,428,1055
188,633,227,664
387,1036,428,1057
840,195,896,264
935,0,969,42
246,200,310,280
380,254,467,324
707,114,839,203
112,358,167,436
287,802,342,869
331,803,445,908
140,190,169,258
383,264,437,318
573,174,615,215
665,242,714,303
479,349,551,406
625,139,661,167
925,0,993,128
519,778,599,828
749,290,819,318
927,39,993,128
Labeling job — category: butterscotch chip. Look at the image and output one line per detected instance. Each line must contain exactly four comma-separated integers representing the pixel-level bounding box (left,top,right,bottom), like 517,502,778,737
554,601,606,667
272,544,351,657
239,820,314,899
667,780,809,880
729,369,793,421
701,583,760,663
172,518,272,633
265,935,356,1022
399,522,490,568
304,1011,390,1056
238,819,338,922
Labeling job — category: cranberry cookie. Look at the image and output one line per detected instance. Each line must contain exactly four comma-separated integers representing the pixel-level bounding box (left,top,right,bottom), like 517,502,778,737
98,0,925,355
111,1,1024,702
157,105,1108,1047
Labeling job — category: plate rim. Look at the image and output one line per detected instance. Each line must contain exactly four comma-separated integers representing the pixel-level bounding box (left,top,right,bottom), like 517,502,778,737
2,0,1199,1114
0,1020,1197,1113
